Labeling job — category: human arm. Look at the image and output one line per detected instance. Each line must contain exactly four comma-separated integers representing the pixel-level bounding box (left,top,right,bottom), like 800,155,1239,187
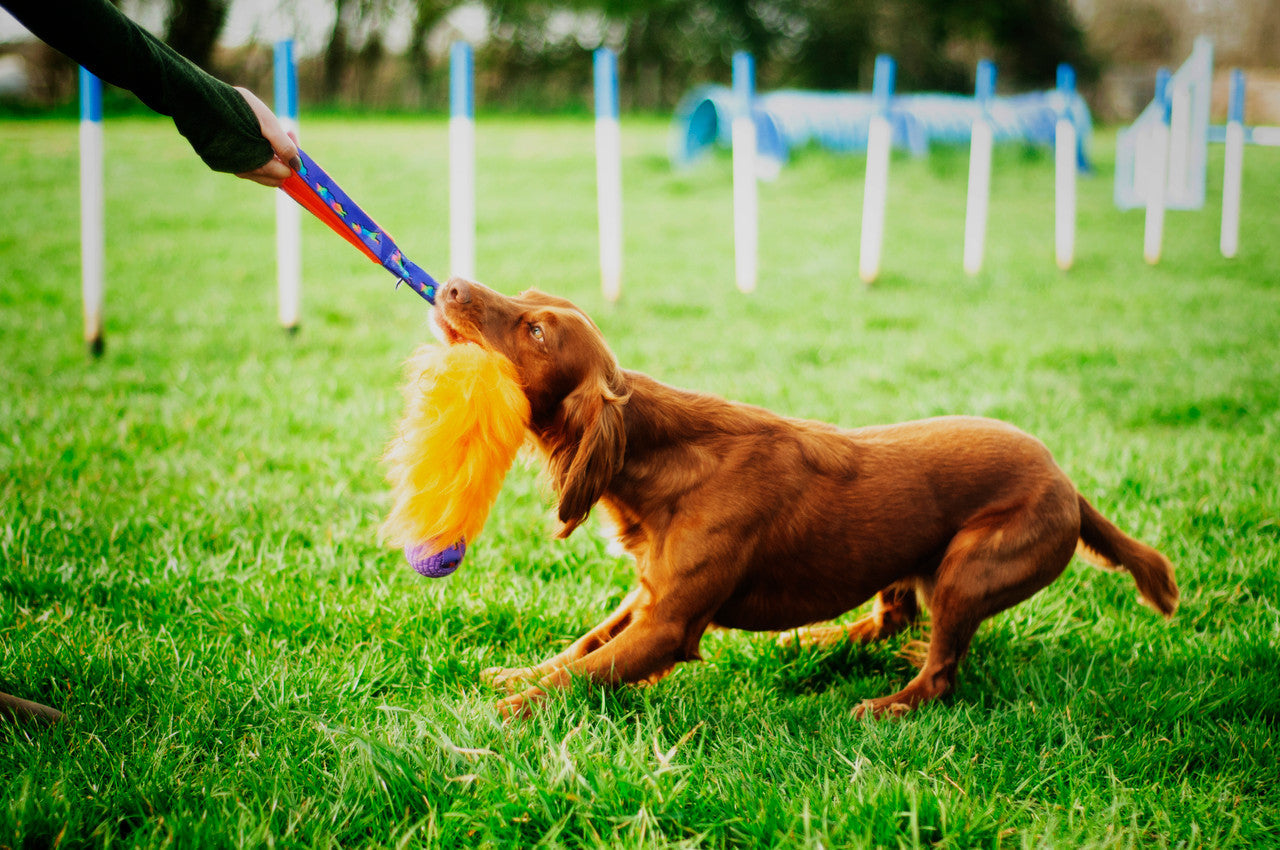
232,86,301,187
1,0,298,182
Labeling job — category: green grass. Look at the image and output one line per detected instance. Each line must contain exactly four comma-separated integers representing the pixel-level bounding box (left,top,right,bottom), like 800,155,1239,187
2,114,1278,848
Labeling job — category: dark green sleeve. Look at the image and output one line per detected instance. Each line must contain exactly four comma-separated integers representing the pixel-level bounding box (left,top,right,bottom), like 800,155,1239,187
1,0,275,173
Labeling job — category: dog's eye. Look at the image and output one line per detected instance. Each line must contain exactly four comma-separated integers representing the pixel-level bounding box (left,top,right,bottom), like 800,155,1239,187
530,324,545,341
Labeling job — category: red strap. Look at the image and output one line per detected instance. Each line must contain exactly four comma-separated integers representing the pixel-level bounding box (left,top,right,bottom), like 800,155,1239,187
280,171,381,264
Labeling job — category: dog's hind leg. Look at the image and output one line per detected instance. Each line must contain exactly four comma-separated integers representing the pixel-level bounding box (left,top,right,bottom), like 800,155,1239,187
780,582,920,649
854,497,1078,718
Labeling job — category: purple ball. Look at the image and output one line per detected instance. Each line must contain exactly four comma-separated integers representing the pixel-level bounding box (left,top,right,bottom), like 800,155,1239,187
404,540,466,578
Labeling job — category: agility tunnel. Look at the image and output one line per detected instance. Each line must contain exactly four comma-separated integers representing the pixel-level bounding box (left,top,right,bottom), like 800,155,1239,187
670,85,1093,172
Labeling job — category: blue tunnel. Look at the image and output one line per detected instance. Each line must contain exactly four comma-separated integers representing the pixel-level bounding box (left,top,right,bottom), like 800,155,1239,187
670,85,1092,172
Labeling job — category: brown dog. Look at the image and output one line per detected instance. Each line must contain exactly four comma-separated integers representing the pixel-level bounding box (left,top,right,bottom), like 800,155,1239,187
432,279,1178,718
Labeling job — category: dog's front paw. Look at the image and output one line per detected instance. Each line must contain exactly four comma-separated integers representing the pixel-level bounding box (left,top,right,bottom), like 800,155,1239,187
495,687,545,721
481,665,539,691
852,697,913,719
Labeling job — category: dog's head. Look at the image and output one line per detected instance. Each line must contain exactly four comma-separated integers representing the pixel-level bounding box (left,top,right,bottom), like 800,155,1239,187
433,278,628,536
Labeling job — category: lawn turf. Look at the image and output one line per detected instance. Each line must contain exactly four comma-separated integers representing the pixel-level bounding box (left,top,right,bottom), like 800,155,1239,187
2,115,1278,848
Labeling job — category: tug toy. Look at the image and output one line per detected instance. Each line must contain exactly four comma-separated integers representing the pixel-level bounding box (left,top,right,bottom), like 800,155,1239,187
281,150,529,577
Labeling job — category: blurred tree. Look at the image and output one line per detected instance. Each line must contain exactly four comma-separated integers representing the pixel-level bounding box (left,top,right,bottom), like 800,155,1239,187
784,0,1094,92
923,0,1097,88
407,0,454,96
163,0,229,72
513,0,1095,106
127,0,1097,109
321,0,398,101
552,0,798,107
609,1,696,109
323,0,353,99
789,0,876,89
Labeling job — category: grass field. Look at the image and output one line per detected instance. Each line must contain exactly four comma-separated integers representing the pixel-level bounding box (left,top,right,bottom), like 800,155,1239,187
2,114,1278,848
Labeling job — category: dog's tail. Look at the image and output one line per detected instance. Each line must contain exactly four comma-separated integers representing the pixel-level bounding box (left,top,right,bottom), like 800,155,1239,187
1075,494,1178,617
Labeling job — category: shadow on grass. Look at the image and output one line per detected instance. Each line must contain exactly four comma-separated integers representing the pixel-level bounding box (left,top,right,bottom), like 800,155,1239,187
694,627,924,701
770,638,916,697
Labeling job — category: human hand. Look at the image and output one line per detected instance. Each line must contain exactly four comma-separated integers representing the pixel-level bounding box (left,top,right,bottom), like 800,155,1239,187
233,86,302,187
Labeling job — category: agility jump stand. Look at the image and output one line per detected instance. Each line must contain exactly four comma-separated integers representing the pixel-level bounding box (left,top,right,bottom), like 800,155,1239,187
79,68,105,356
1117,36,1279,260
1115,37,1213,216
731,52,758,294
859,55,894,284
450,42,476,281
594,48,623,302
274,40,301,332
963,60,995,276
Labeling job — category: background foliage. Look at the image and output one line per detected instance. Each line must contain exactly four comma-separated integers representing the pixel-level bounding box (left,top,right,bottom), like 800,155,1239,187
9,0,1094,111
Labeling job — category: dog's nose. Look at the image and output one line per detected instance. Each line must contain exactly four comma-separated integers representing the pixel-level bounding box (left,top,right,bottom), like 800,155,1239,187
445,279,472,304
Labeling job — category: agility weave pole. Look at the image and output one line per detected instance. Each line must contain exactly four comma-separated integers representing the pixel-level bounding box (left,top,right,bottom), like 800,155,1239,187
450,42,476,281
274,40,302,332
594,47,623,302
279,150,528,577
1055,64,1078,271
731,51,758,294
79,68,105,357
859,55,894,284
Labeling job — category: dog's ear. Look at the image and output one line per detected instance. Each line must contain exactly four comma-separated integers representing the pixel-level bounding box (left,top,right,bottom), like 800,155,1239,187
555,376,628,538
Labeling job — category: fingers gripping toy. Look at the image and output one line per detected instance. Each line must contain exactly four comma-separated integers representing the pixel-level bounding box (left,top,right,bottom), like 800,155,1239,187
281,151,529,577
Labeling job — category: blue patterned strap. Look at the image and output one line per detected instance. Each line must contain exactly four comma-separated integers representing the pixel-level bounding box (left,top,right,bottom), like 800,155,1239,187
292,149,441,304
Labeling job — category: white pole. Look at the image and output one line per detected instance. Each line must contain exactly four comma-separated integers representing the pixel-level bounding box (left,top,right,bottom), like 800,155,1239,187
859,56,895,284
1144,68,1172,265
274,40,301,332
963,122,993,275
1221,69,1245,259
79,68,105,356
963,59,995,277
594,48,623,302
1168,83,1191,201
450,42,476,281
1054,64,1077,271
732,51,757,294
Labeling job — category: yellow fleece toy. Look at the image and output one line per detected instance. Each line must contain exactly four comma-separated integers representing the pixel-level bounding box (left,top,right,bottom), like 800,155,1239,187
381,342,529,577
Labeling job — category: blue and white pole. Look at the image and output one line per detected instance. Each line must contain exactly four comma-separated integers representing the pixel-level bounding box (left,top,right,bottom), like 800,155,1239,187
732,51,758,294
1054,63,1077,271
1220,69,1245,259
963,59,996,276
594,47,623,302
859,54,894,284
1144,67,1172,265
450,42,476,280
79,67,104,356
274,39,301,331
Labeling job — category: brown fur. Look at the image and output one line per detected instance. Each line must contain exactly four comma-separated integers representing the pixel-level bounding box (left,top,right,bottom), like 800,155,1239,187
434,278,1179,718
